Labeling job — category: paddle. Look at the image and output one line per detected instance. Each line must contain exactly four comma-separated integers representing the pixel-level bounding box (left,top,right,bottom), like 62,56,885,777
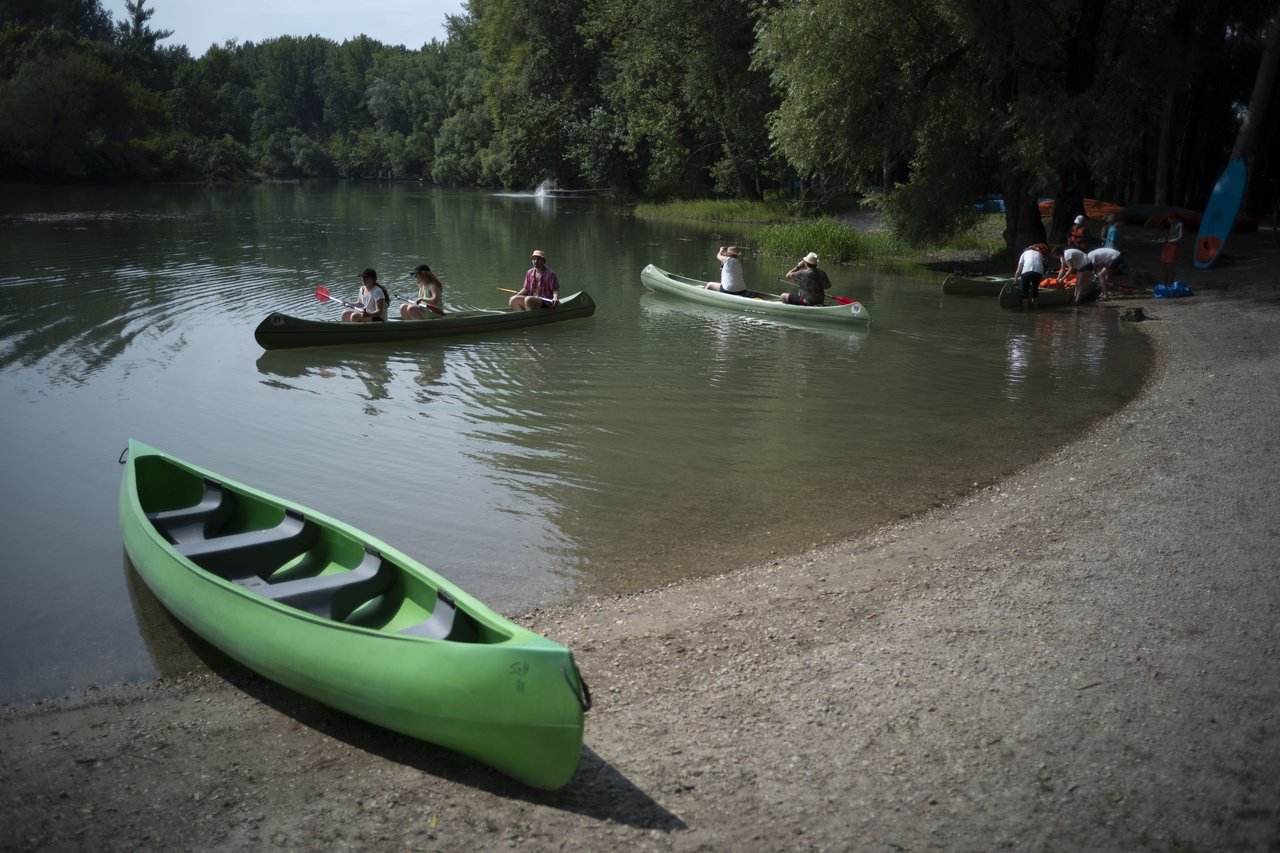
314,285,356,311
394,293,445,316
498,287,556,304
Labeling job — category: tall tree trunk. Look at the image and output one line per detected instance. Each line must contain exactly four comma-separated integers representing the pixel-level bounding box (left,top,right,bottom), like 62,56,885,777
1050,0,1106,241
1230,5,1280,166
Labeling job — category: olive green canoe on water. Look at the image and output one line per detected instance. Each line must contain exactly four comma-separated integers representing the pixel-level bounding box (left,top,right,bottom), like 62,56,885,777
119,440,590,790
941,272,1010,296
254,291,595,350
639,264,870,324
998,277,1099,309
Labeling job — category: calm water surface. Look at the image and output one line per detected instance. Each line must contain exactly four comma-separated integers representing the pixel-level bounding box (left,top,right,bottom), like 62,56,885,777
0,183,1151,703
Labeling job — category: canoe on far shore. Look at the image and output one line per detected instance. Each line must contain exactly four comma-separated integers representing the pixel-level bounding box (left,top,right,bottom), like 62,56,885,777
118,439,591,789
639,264,870,324
254,291,595,350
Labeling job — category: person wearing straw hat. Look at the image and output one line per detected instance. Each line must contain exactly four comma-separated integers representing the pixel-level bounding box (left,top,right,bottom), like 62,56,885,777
509,249,559,310
705,246,747,295
779,252,831,305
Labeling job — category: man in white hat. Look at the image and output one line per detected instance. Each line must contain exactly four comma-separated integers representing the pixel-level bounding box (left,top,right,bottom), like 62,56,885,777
509,249,560,311
1068,214,1089,251
779,252,831,305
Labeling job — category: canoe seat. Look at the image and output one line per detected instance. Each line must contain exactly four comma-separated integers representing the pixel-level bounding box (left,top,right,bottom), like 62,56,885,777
147,478,235,544
399,589,476,642
238,546,395,620
176,509,318,582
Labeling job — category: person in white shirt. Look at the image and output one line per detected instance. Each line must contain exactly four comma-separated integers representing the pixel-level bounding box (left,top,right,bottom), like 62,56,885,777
1087,247,1126,300
341,268,388,322
705,246,747,295
1052,246,1095,304
1013,243,1048,309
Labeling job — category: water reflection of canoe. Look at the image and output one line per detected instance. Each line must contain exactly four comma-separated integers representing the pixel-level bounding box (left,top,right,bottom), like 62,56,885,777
118,439,591,790
942,272,1009,296
640,264,870,324
254,292,596,350
999,278,1099,309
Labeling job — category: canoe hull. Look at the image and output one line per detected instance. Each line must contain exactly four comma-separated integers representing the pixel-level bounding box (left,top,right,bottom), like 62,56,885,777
119,440,587,789
999,278,1099,309
640,264,869,324
942,273,1009,296
255,291,595,350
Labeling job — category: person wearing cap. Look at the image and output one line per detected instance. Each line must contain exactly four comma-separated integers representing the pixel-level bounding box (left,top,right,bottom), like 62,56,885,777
705,246,747,295
1160,213,1183,284
341,267,388,322
509,249,559,310
1101,214,1121,249
779,252,831,305
1068,214,1090,251
400,263,445,319
1013,243,1048,310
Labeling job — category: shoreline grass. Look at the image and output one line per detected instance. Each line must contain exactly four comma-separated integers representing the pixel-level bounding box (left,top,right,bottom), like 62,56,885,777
633,199,1006,265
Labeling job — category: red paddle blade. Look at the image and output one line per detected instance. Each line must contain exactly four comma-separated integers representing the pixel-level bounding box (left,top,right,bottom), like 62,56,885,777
830,295,856,305
314,285,332,302
427,304,445,316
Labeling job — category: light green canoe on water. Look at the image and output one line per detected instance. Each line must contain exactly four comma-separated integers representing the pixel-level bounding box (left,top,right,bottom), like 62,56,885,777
640,264,870,324
119,439,590,790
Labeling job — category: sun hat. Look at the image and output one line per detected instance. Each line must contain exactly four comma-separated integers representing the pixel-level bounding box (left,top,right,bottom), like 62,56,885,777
803,252,820,265
411,263,431,276
1074,215,1085,225
530,249,547,261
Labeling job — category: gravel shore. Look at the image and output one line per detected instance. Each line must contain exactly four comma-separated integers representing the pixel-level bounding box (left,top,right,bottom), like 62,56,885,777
3,234,1278,852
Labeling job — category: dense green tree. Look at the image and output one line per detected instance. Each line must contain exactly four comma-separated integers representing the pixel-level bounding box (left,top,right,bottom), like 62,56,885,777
580,0,776,198
756,0,1277,247
0,0,112,40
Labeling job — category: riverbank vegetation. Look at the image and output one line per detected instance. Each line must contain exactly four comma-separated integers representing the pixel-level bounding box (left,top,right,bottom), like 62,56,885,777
2,0,1277,250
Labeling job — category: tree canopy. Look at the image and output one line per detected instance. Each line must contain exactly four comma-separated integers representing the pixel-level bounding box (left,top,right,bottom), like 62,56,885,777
1,0,1277,246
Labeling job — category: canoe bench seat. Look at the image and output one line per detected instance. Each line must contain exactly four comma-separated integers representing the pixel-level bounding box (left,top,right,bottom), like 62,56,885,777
147,478,235,545
237,546,395,621
399,589,476,642
176,508,318,582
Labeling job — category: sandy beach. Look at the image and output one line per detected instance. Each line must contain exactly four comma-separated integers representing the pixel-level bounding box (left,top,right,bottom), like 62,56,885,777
3,231,1278,852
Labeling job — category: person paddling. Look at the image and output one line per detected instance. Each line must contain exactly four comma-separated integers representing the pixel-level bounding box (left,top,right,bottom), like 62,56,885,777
400,263,445,319
508,249,560,311
342,268,388,322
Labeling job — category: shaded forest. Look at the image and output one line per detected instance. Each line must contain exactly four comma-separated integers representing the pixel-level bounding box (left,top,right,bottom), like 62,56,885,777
1,0,1277,246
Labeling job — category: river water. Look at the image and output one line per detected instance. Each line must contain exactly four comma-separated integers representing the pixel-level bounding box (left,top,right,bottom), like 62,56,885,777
0,183,1150,703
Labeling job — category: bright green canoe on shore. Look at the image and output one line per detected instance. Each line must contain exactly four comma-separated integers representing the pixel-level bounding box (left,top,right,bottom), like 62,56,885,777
119,440,590,790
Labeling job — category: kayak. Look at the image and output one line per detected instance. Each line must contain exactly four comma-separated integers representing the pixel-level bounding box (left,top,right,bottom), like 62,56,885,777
254,291,595,350
640,264,870,324
999,276,1099,309
118,439,590,790
942,272,1010,296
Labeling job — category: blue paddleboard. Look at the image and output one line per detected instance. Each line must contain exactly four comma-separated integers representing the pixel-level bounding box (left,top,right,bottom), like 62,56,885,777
1194,158,1246,269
